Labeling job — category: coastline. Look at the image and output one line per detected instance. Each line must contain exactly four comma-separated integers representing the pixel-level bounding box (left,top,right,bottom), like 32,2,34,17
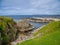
11,24,46,45
11,18,60,45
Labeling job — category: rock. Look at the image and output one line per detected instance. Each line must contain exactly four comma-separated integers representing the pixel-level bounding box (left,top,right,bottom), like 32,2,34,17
17,20,34,32
0,16,18,45
0,33,2,45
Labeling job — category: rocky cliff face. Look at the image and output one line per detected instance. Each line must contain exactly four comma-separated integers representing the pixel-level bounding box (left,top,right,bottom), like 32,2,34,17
0,16,18,45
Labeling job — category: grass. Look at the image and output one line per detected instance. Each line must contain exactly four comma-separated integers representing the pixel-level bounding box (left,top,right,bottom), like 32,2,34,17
0,16,16,44
33,21,60,36
17,21,60,45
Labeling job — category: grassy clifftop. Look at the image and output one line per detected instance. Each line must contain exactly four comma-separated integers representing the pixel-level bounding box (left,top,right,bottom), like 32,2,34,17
0,16,18,45
17,21,60,45
33,21,60,36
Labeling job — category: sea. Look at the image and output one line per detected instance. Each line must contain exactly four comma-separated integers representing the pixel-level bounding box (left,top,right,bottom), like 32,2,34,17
2,15,60,29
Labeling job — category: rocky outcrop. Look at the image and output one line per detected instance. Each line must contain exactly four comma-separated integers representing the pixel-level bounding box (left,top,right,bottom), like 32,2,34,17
26,18,60,23
0,16,18,45
17,20,34,32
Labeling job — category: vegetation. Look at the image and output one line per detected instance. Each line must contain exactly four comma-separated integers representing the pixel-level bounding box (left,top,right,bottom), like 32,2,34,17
17,21,60,45
0,16,18,45
33,21,60,36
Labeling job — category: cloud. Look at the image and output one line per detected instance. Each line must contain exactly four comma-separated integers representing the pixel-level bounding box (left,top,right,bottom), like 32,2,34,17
0,0,60,15
31,0,60,10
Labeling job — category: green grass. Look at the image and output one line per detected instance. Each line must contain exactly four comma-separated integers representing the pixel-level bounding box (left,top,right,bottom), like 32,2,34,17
17,21,60,45
0,16,16,44
33,21,60,36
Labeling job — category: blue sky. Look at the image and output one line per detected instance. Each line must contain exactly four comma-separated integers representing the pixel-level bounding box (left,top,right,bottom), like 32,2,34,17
0,0,60,15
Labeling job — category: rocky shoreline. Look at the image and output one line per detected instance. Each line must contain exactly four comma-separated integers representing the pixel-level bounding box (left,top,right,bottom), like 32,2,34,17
10,17,60,45
0,16,60,45
17,20,34,32
25,17,60,23
0,17,34,45
11,19,34,45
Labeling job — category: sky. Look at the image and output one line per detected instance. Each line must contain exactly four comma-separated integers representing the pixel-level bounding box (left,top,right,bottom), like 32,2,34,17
0,0,60,15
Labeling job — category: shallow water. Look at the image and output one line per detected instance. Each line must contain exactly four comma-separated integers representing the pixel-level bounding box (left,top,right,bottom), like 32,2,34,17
29,22,47,30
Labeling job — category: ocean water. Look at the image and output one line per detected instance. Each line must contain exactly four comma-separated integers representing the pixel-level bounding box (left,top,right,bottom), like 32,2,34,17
3,15,60,29
4,15,60,20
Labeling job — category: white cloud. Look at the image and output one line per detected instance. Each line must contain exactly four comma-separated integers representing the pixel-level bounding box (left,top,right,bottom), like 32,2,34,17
0,0,60,15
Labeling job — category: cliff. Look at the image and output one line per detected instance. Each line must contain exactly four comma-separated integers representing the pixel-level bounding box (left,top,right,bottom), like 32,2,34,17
0,16,18,45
